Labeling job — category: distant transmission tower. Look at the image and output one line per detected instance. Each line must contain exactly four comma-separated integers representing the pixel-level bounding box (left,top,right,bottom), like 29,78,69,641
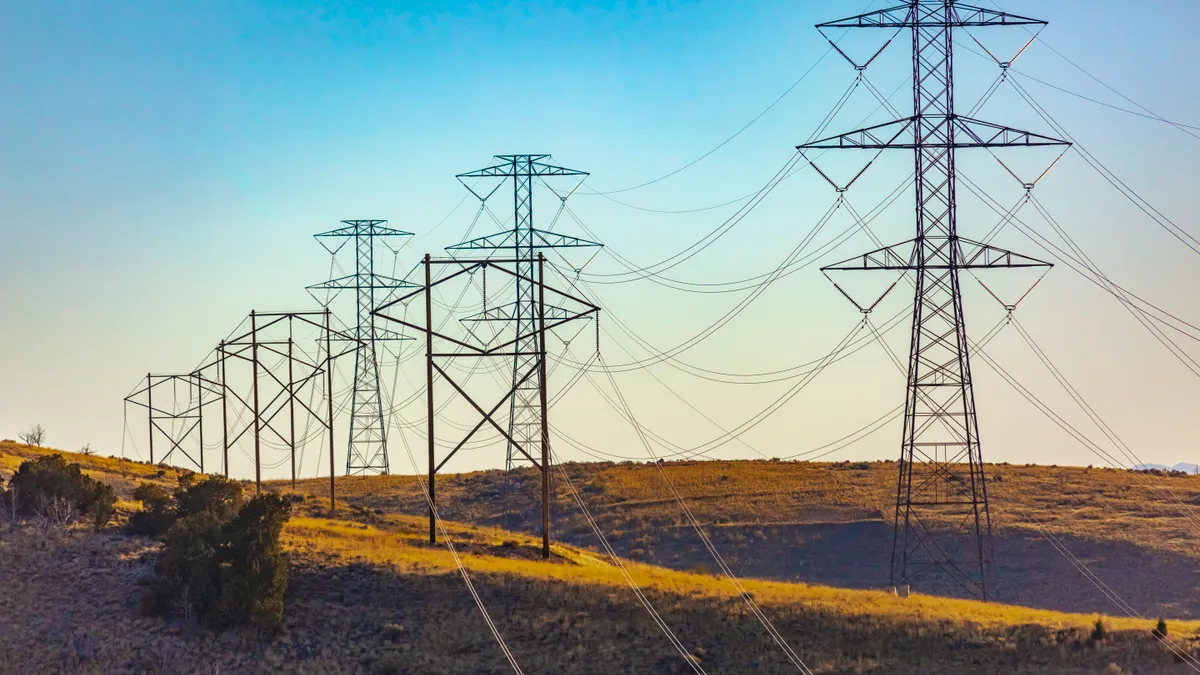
309,220,415,475
448,155,599,513
800,2,1068,599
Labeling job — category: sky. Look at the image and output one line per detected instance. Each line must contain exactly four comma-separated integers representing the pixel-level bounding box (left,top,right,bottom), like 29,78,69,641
2,0,1200,481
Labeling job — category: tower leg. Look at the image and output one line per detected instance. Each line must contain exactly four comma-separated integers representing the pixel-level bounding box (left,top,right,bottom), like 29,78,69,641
425,254,437,545
251,310,261,494
325,308,337,514
537,253,550,560
891,10,991,600
147,374,154,465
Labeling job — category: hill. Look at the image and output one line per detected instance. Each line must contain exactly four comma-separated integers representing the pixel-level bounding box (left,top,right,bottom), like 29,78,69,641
282,458,1200,619
2,442,1199,674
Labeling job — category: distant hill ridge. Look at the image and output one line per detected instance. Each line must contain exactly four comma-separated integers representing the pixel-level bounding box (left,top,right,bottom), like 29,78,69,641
1134,462,1200,473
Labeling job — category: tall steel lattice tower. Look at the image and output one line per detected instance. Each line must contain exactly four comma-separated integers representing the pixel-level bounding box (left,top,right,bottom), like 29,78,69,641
799,2,1068,599
310,220,416,475
448,155,599,500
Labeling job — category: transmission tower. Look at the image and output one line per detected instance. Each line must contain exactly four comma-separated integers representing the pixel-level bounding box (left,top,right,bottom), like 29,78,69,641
309,220,416,475
448,155,600,514
799,2,1068,600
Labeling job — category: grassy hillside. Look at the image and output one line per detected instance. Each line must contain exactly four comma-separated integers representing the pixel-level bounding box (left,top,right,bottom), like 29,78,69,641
282,459,1200,618
3,444,1200,673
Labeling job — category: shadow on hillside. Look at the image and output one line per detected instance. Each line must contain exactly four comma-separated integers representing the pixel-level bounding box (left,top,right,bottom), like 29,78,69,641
447,497,1200,619
554,520,1200,619
325,469,1200,620
283,557,1178,675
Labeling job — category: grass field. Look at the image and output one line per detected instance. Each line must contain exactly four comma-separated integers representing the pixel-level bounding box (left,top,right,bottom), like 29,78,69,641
277,458,1200,618
3,443,1200,673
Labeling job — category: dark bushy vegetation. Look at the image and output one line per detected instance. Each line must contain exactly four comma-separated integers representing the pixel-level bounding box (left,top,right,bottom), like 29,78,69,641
127,474,244,537
2,454,116,531
1136,468,1190,478
135,477,292,633
126,483,175,536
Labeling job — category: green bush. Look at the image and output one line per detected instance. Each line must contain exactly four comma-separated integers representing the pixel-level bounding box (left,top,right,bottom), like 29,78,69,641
4,454,116,529
1153,617,1168,639
142,493,292,632
174,475,244,522
1091,617,1107,642
90,483,116,532
216,493,292,631
127,483,176,536
128,475,245,538
152,512,224,620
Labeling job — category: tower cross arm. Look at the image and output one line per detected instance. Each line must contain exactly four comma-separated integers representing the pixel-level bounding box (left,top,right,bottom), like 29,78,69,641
446,229,601,252
816,2,1045,29
307,274,420,291
821,237,1052,271
953,116,1070,148
313,220,414,239
456,155,589,179
461,301,596,323
798,115,1069,150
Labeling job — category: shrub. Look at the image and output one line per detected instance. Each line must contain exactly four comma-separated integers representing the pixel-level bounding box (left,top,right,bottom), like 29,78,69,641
1153,617,1168,639
4,454,116,529
142,493,292,633
91,483,116,532
127,483,176,537
128,476,245,538
1091,617,1107,642
220,494,292,631
151,512,224,622
174,475,243,522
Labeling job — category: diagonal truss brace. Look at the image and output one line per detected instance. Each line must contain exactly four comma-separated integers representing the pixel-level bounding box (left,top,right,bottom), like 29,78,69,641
799,115,1069,150
375,254,599,560
822,238,1053,271
446,228,602,252
816,3,1046,30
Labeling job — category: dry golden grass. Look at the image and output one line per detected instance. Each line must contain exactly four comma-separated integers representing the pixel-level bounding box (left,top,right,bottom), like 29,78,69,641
275,459,1200,618
5,444,1200,672
293,459,1200,555
281,514,1197,634
0,440,197,498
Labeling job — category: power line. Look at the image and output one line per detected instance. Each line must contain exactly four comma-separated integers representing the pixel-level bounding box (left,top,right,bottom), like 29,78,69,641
580,0,883,196
593,354,814,674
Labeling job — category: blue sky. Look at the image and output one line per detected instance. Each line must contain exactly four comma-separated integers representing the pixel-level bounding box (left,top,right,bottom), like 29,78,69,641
2,1,1199,478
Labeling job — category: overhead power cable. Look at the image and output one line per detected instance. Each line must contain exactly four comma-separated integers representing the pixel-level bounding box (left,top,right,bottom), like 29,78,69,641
576,72,912,282
1009,315,1200,539
593,355,814,674
957,174,1200,347
381,361,526,674
958,41,1200,257
990,480,1200,671
552,444,708,674
582,0,882,196
978,0,1200,141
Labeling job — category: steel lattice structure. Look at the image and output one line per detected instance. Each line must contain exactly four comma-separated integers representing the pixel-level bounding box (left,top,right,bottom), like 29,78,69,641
309,220,416,476
124,373,219,471
373,253,600,558
799,1,1069,600
449,155,600,515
